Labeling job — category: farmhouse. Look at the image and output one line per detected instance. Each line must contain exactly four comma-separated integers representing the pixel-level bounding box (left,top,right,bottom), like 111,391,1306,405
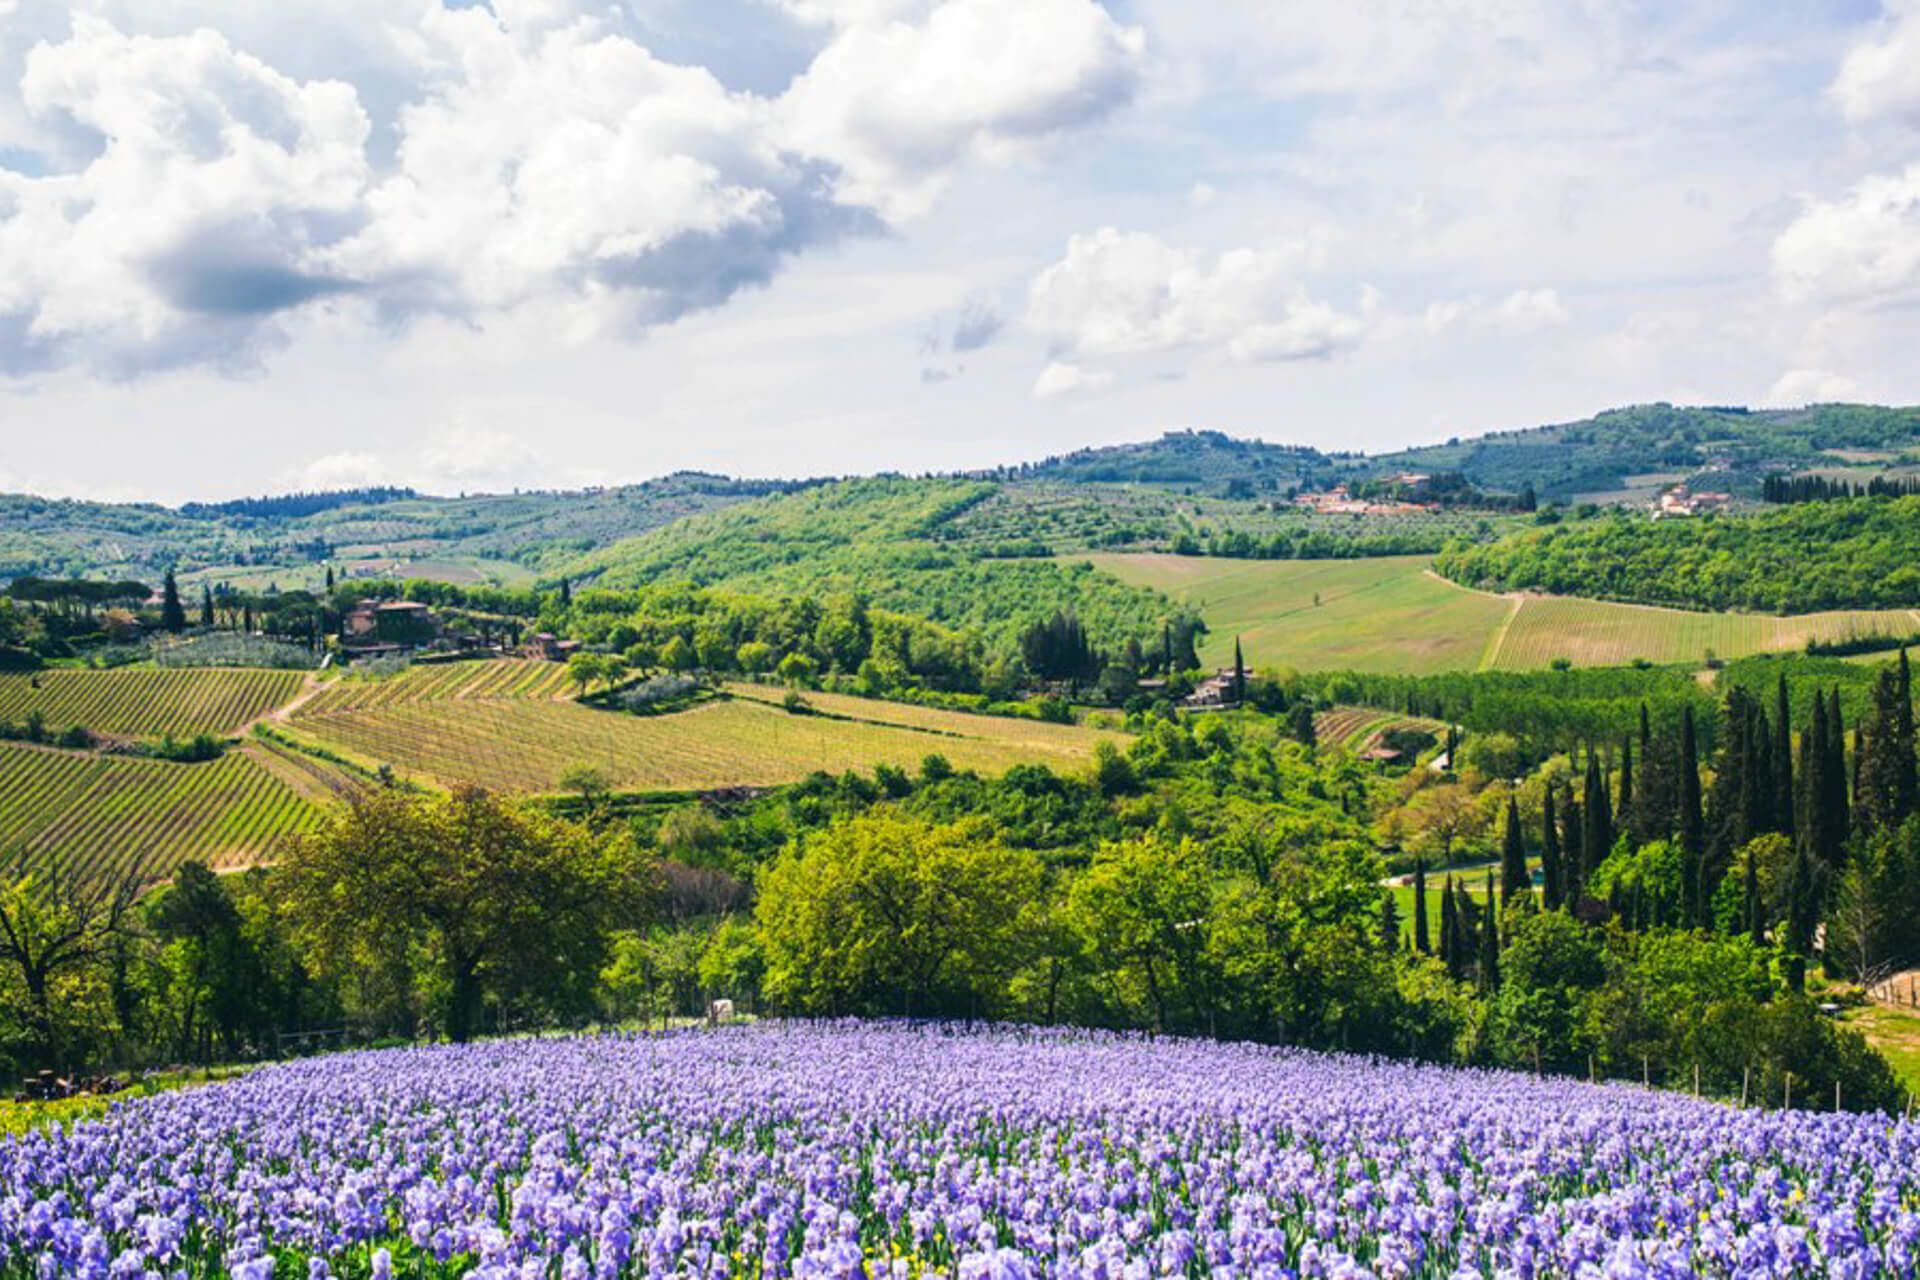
523,631,583,662
341,600,437,649
1651,485,1732,519
1182,669,1243,709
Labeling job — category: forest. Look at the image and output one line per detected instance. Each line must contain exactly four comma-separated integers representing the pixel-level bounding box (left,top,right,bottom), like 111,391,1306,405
1436,496,1920,612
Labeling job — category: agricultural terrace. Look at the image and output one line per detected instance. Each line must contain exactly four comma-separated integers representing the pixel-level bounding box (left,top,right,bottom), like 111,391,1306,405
284,693,1125,795
0,743,322,885
1313,705,1449,753
293,658,573,716
0,667,306,738
1089,552,1920,674
3,1023,1916,1277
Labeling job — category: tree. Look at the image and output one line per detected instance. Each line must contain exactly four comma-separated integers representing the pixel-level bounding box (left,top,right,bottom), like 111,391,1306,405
1773,675,1795,837
278,788,645,1041
1412,856,1431,954
1478,870,1500,990
1232,636,1247,705
0,851,141,1070
1069,835,1218,1034
758,811,1042,1019
1540,786,1564,910
1581,751,1613,889
1676,707,1704,920
1289,701,1317,747
1377,892,1401,952
1487,909,1606,1073
1405,782,1487,866
1499,795,1529,907
558,763,613,820
199,586,214,629
159,570,187,634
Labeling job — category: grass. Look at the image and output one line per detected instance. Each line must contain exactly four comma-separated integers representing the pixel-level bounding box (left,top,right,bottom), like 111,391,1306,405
0,742,323,884
1084,554,1513,674
0,1065,255,1138
1088,553,1920,675
1847,997,1920,1097
0,667,308,738
285,692,1126,795
1487,596,1920,670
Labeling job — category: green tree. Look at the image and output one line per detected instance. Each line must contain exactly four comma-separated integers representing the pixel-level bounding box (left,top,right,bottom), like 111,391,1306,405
1499,795,1528,907
0,852,140,1071
757,811,1042,1017
1487,909,1606,1073
159,570,187,634
278,788,645,1041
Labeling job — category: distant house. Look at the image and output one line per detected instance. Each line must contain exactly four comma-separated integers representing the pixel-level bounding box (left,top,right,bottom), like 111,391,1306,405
1360,745,1405,765
523,632,583,662
341,599,436,649
1182,668,1243,709
1652,485,1732,519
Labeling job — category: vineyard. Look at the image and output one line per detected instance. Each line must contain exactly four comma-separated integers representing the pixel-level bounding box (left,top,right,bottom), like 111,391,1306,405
0,668,306,738
292,659,574,716
1313,705,1449,753
284,695,1124,794
0,743,323,884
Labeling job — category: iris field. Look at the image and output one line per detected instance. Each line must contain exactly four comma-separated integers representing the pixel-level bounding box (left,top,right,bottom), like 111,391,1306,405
2,1022,1915,1279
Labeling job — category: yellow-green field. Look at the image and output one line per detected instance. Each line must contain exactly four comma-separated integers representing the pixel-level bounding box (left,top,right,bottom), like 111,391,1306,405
285,690,1125,794
0,667,308,738
1087,553,1920,674
1490,596,1920,669
0,742,322,883
1314,706,1449,753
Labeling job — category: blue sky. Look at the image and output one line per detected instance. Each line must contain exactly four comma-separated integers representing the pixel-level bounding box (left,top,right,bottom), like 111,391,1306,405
0,0,1916,501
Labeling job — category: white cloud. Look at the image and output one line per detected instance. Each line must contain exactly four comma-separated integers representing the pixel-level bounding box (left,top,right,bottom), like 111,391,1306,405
417,423,543,486
1031,360,1110,399
294,423,587,494
297,450,391,489
1832,0,1920,123
779,0,1144,220
0,0,1141,376
1771,163,1920,307
0,17,369,373
1763,367,1863,407
1424,288,1570,336
1026,227,1367,364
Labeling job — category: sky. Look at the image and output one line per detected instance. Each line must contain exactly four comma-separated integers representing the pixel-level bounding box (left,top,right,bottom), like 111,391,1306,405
0,0,1917,502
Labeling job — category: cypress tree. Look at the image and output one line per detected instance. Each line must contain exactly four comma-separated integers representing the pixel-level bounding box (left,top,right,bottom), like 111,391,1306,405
1898,649,1917,823
1232,637,1246,705
199,585,214,629
1540,787,1564,910
324,565,335,592
1560,783,1584,905
1677,706,1704,920
1744,838,1763,944
1479,870,1500,990
1161,621,1173,674
1615,735,1634,842
1438,877,1456,971
1773,675,1794,837
1412,856,1431,954
1500,795,1528,906
1378,892,1401,952
160,570,186,634
1582,750,1613,880
1825,688,1850,857
559,578,572,607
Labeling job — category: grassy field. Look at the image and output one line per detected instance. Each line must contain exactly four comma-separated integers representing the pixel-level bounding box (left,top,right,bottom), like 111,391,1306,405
1846,1001,1920,1096
1084,554,1512,674
295,658,572,716
1088,553,1920,674
0,743,323,883
285,691,1125,795
1487,596,1920,669
0,667,308,737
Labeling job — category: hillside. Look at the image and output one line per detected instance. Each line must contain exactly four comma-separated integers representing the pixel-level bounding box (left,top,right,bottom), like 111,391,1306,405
1368,402,1920,501
569,476,1198,654
0,472,801,586
1436,496,1920,614
1091,552,1920,673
